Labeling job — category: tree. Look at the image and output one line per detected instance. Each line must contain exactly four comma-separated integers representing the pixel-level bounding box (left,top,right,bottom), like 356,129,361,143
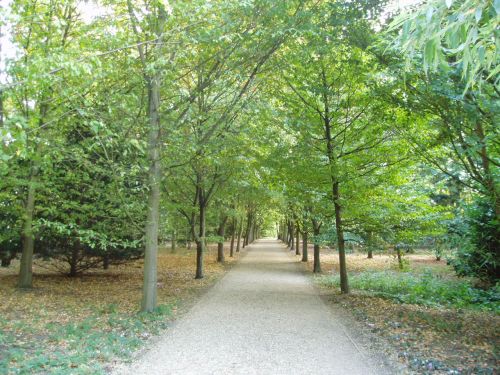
388,0,499,92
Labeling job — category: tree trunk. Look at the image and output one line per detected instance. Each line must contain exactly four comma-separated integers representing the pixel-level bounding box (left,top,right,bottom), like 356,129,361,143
18,169,38,288
301,230,308,262
312,219,321,273
295,225,300,256
321,64,348,293
103,255,110,270
195,195,206,279
333,182,349,293
229,218,236,257
69,245,79,277
141,77,162,312
367,231,373,259
171,229,177,252
396,246,403,270
18,99,49,289
243,211,252,247
217,216,227,263
187,227,192,249
236,219,243,252
289,221,295,251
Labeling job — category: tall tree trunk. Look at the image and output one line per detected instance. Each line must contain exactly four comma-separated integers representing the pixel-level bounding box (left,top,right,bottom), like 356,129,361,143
229,218,236,257
295,224,300,256
217,216,227,263
141,78,162,311
312,219,321,273
195,199,206,279
18,169,38,288
128,0,166,312
243,210,252,247
236,219,243,252
301,230,308,262
333,182,349,293
18,102,48,288
321,64,349,293
289,221,295,251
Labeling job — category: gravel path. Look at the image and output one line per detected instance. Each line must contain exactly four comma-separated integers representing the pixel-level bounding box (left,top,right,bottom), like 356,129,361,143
118,239,392,375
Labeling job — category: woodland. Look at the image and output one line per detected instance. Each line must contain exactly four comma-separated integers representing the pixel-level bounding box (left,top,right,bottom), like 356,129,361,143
0,0,499,373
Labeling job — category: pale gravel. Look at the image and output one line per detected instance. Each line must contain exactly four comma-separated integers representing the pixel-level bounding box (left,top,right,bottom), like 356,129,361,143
115,239,397,375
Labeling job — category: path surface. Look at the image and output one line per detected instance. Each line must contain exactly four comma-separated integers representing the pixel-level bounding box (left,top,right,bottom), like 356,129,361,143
119,239,391,375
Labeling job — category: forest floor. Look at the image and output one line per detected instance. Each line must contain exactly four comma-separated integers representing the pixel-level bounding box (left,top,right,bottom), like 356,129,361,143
0,243,242,374
301,248,499,374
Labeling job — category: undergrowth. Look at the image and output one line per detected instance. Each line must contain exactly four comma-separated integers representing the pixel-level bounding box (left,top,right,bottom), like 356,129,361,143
0,304,173,374
318,270,499,312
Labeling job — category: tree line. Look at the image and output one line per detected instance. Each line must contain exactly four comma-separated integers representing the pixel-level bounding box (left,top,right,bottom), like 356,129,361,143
0,0,497,311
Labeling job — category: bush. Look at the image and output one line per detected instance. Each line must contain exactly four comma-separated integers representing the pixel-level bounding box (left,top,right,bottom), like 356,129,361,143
318,270,500,312
35,219,143,276
449,199,499,284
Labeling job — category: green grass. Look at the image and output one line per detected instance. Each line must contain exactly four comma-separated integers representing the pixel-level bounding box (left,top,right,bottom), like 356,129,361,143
0,304,173,375
318,270,500,312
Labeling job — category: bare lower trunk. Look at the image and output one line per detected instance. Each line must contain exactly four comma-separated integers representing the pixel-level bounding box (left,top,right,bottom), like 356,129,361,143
367,231,373,259
171,229,176,252
229,218,236,257
301,230,308,262
141,77,162,312
312,219,321,273
195,200,206,279
236,220,243,252
333,182,349,293
103,255,110,270
18,170,38,288
396,247,403,270
295,225,300,256
69,246,79,277
195,239,204,278
217,216,227,263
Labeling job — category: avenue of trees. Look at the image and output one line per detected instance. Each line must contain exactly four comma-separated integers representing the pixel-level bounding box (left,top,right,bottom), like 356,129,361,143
0,0,498,311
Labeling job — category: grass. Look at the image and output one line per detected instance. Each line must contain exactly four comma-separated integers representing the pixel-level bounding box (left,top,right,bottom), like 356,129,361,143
304,247,500,373
0,244,240,374
317,270,500,312
0,305,172,374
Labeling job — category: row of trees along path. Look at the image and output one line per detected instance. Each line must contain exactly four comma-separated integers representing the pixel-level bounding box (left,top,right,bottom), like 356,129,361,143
0,0,497,314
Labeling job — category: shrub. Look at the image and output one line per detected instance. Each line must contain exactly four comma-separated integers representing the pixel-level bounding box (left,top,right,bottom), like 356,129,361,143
449,199,499,284
318,270,500,312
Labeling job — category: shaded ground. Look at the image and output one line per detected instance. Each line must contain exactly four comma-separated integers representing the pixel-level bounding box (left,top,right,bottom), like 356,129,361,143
298,247,499,374
0,244,241,374
117,239,400,375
